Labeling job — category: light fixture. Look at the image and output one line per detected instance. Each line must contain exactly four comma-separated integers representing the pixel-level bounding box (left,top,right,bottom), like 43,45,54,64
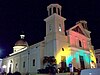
2,65,6,69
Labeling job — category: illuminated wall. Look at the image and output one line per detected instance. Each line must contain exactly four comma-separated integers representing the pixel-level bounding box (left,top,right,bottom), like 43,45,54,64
68,26,96,68
90,49,96,68
55,47,90,69
69,30,88,50
55,25,96,69
13,46,27,52
90,50,96,63
55,47,71,65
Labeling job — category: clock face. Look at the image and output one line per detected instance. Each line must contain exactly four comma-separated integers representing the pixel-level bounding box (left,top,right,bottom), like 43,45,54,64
59,24,62,32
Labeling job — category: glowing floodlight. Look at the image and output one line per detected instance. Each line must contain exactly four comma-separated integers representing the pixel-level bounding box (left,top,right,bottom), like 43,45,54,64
2,65,7,69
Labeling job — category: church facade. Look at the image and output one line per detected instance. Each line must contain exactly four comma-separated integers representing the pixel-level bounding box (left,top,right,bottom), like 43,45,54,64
2,4,96,75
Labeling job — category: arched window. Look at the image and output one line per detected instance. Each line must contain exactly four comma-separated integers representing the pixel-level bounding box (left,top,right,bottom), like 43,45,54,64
10,60,12,63
79,40,82,47
15,63,18,69
33,59,35,66
62,48,64,51
49,25,52,32
96,58,98,63
58,8,60,15
53,7,56,13
23,61,25,68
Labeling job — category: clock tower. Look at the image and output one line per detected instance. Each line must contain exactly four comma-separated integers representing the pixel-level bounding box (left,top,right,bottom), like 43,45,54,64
44,4,67,56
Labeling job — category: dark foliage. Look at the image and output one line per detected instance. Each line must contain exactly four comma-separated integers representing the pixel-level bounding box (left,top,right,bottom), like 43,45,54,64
13,71,21,75
38,56,57,74
7,72,13,75
37,69,47,74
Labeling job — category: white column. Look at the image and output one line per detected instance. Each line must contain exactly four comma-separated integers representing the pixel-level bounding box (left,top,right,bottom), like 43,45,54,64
47,9,50,16
60,9,61,15
56,7,58,14
51,7,53,15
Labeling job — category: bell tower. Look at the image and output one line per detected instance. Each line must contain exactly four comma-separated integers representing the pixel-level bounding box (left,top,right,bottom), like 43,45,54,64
44,4,66,36
44,4,67,56
47,4,61,16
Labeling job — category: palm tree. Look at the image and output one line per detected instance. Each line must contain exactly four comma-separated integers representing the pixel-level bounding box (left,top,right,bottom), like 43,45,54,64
43,56,57,74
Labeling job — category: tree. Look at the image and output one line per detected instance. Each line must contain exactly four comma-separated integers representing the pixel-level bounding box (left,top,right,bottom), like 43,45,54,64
43,56,57,74
13,71,21,75
38,56,57,74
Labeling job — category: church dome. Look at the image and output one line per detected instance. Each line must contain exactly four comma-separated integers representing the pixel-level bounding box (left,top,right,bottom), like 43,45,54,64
15,34,28,46
15,39,28,46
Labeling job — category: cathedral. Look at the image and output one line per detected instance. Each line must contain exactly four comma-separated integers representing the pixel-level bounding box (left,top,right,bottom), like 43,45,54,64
2,4,96,75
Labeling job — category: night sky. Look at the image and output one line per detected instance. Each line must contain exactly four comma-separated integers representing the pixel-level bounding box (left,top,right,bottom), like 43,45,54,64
0,0,100,58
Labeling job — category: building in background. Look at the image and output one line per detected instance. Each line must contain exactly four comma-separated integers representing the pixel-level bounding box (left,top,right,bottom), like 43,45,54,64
0,59,2,73
2,4,96,75
95,49,100,68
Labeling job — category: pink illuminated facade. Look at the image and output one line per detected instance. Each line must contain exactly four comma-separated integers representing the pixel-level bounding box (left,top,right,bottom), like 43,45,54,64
65,20,96,69
68,21,90,50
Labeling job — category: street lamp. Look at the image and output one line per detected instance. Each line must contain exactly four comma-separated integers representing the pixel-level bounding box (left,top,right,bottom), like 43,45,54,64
2,65,6,73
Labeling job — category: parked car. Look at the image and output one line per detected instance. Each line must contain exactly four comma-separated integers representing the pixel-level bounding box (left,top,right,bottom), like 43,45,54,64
81,68,100,75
